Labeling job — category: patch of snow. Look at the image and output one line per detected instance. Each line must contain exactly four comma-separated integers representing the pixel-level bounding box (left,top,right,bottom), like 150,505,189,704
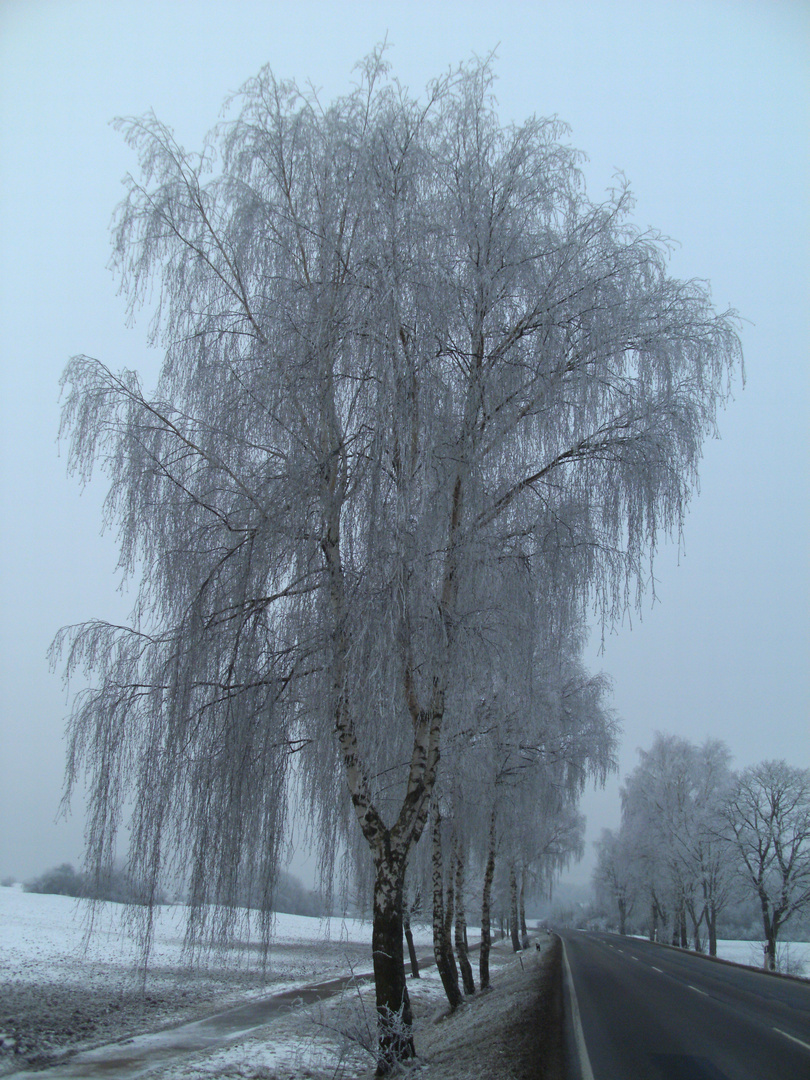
0,885,455,1077
714,938,810,975
628,932,810,976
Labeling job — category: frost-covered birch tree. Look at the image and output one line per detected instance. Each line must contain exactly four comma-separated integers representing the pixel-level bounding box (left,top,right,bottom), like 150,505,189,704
618,734,737,952
621,740,685,943
593,828,638,935
453,608,616,982
54,51,742,1072
622,735,703,946
683,739,737,955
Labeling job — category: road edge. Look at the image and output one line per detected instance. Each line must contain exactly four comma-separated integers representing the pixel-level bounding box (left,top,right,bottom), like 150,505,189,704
612,935,810,985
557,934,594,1080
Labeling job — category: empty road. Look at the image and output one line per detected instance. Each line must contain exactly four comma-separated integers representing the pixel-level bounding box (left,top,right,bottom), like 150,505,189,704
558,930,810,1080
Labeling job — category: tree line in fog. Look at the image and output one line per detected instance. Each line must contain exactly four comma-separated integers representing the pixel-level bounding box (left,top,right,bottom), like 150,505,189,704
593,734,810,969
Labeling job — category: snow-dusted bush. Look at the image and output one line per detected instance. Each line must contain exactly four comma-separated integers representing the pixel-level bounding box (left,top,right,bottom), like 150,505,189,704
24,863,163,905
24,862,84,898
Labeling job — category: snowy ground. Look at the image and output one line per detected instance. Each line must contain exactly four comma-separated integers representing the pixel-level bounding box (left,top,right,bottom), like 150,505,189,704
2,883,807,1079
0,883,439,1076
0,882,560,1079
624,931,810,975
711,937,810,976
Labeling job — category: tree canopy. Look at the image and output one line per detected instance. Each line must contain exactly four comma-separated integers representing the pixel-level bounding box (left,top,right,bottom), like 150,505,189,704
54,51,742,1070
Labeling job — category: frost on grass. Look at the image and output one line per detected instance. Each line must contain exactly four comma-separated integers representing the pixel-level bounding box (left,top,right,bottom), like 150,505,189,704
139,940,558,1080
0,887,432,1074
1,884,563,1079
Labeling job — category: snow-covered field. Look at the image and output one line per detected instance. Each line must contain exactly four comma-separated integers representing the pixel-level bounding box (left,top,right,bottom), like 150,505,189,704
713,937,810,975
0,883,439,1077
1,882,549,1080
3,883,807,1080
626,932,810,975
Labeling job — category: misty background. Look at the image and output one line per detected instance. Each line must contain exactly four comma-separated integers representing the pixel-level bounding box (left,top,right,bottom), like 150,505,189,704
1,0,807,895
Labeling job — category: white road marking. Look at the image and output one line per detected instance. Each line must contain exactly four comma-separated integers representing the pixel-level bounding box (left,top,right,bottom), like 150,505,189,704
773,1028,810,1052
560,939,595,1080
688,985,708,996
652,966,663,973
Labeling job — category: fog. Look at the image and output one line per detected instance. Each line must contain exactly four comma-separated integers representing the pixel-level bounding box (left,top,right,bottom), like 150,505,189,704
1,0,807,890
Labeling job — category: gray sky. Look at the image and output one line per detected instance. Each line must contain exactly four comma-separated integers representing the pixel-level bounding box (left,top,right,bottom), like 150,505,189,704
1,0,808,890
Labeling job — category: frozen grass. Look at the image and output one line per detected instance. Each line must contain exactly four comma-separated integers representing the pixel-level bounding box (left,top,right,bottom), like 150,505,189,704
0,883,554,1079
76,939,557,1080
0,884,436,1076
6,884,805,1079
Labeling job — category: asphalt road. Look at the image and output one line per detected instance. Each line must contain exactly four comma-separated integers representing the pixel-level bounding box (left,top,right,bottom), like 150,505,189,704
557,930,810,1080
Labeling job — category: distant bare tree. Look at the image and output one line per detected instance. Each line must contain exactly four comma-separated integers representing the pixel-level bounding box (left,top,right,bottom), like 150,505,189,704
53,50,741,1072
722,761,810,970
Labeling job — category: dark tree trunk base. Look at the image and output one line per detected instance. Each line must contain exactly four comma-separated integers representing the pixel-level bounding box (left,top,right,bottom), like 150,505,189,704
372,859,415,1074
404,925,420,978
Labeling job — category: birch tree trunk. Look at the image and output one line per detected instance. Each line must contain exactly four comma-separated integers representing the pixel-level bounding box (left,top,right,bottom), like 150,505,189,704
509,865,521,952
432,807,463,1008
519,870,530,949
688,903,704,953
479,806,497,990
671,895,684,947
320,412,450,1066
402,904,420,978
371,849,414,1071
444,839,456,950
655,897,668,944
708,904,718,958
454,834,476,995
761,897,777,971
692,923,703,953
